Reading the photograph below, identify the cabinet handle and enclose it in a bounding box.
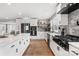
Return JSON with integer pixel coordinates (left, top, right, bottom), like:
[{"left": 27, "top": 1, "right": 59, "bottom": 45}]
[
  {"left": 19, "top": 41, "right": 21, "bottom": 44},
  {"left": 16, "top": 48, "right": 18, "bottom": 53},
  {"left": 10, "top": 45, "right": 15, "bottom": 48},
  {"left": 57, "top": 46, "right": 60, "bottom": 51},
  {"left": 24, "top": 42, "right": 25, "bottom": 45},
  {"left": 71, "top": 50, "right": 78, "bottom": 55}
]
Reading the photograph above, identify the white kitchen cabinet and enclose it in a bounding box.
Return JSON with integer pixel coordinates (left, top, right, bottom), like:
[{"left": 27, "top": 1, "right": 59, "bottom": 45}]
[
  {"left": 0, "top": 33, "right": 30, "bottom": 56},
  {"left": 69, "top": 45, "right": 79, "bottom": 56},
  {"left": 50, "top": 36, "right": 59, "bottom": 55},
  {"left": 16, "top": 18, "right": 38, "bottom": 26},
  {"left": 5, "top": 41, "right": 18, "bottom": 56},
  {"left": 58, "top": 45, "right": 70, "bottom": 56},
  {"left": 18, "top": 34, "right": 30, "bottom": 55}
]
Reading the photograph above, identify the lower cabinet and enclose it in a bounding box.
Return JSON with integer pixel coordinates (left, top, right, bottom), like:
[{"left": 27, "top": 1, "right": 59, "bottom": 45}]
[
  {"left": 50, "top": 39, "right": 60, "bottom": 55},
  {"left": 17, "top": 34, "right": 30, "bottom": 56},
  {"left": 58, "top": 45, "right": 70, "bottom": 56},
  {"left": 5, "top": 41, "right": 18, "bottom": 56},
  {"left": 0, "top": 34, "right": 30, "bottom": 56},
  {"left": 50, "top": 37, "right": 69, "bottom": 56},
  {"left": 69, "top": 45, "right": 79, "bottom": 56}
]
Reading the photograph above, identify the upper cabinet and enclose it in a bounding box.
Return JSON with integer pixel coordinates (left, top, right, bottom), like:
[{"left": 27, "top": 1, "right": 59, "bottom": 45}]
[
  {"left": 37, "top": 20, "right": 49, "bottom": 28},
  {"left": 16, "top": 18, "right": 38, "bottom": 26},
  {"left": 57, "top": 3, "right": 79, "bottom": 14}
]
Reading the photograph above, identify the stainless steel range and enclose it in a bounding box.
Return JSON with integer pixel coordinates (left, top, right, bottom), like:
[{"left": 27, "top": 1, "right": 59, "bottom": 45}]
[{"left": 53, "top": 35, "right": 79, "bottom": 51}]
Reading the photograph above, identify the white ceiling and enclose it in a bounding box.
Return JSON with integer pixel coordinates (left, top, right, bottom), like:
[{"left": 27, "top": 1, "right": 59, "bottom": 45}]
[{"left": 0, "top": 3, "right": 57, "bottom": 21}]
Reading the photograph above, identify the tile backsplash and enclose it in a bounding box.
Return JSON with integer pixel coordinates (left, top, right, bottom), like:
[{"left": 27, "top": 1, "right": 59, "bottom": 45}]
[{"left": 68, "top": 9, "right": 79, "bottom": 36}]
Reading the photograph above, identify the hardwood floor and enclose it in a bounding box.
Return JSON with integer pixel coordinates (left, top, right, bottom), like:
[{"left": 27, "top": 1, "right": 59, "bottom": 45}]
[{"left": 23, "top": 40, "right": 54, "bottom": 56}]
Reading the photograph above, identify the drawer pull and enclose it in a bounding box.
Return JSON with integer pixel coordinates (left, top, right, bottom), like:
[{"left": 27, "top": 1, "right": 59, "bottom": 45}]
[
  {"left": 16, "top": 48, "right": 18, "bottom": 53},
  {"left": 19, "top": 41, "right": 21, "bottom": 44},
  {"left": 57, "top": 46, "right": 60, "bottom": 51},
  {"left": 10, "top": 45, "right": 15, "bottom": 48},
  {"left": 24, "top": 42, "right": 25, "bottom": 45},
  {"left": 71, "top": 50, "right": 78, "bottom": 55}
]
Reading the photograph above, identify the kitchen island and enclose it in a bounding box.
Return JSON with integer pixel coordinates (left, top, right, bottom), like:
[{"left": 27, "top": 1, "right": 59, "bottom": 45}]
[{"left": 0, "top": 33, "right": 30, "bottom": 56}]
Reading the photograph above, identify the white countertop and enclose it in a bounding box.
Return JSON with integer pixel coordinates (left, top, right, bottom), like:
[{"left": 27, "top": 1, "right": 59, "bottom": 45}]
[
  {"left": 69, "top": 42, "right": 79, "bottom": 50},
  {"left": 47, "top": 32, "right": 61, "bottom": 36},
  {"left": 0, "top": 33, "right": 30, "bottom": 47},
  {"left": 0, "top": 35, "right": 19, "bottom": 47}
]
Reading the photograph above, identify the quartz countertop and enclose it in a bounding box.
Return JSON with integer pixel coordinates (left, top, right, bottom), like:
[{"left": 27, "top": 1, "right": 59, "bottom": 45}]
[
  {"left": 69, "top": 42, "right": 79, "bottom": 50},
  {"left": 47, "top": 32, "right": 61, "bottom": 36},
  {"left": 0, "top": 33, "right": 30, "bottom": 47}
]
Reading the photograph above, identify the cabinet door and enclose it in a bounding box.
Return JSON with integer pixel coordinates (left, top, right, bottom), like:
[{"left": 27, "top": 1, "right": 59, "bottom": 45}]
[
  {"left": 69, "top": 45, "right": 79, "bottom": 56},
  {"left": 53, "top": 42, "right": 60, "bottom": 56},
  {"left": 7, "top": 42, "right": 17, "bottom": 56},
  {"left": 50, "top": 38, "right": 59, "bottom": 55},
  {"left": 16, "top": 40, "right": 22, "bottom": 56},
  {"left": 50, "top": 38, "right": 69, "bottom": 56},
  {"left": 59, "top": 46, "right": 70, "bottom": 56}
]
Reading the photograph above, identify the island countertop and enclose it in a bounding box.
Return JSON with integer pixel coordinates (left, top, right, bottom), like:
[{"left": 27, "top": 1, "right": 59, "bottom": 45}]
[
  {"left": 69, "top": 42, "right": 79, "bottom": 50},
  {"left": 0, "top": 33, "right": 30, "bottom": 47}
]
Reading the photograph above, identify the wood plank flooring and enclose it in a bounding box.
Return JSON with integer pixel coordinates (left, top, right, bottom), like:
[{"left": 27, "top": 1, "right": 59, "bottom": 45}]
[{"left": 23, "top": 40, "right": 54, "bottom": 56}]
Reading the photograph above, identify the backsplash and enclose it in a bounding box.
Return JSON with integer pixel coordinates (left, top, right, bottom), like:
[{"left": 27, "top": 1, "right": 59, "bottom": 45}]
[
  {"left": 68, "top": 9, "right": 79, "bottom": 36},
  {"left": 59, "top": 25, "right": 68, "bottom": 35}
]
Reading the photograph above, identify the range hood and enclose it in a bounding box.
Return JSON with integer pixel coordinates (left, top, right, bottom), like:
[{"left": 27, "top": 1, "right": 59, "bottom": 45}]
[{"left": 58, "top": 3, "right": 79, "bottom": 14}]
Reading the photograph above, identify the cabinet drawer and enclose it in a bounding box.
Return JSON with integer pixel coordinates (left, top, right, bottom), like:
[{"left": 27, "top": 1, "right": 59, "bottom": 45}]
[
  {"left": 7, "top": 43, "right": 17, "bottom": 55},
  {"left": 69, "top": 45, "right": 79, "bottom": 56}
]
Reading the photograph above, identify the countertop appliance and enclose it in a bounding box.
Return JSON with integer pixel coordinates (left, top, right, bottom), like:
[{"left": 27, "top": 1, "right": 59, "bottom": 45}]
[{"left": 53, "top": 35, "right": 79, "bottom": 51}]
